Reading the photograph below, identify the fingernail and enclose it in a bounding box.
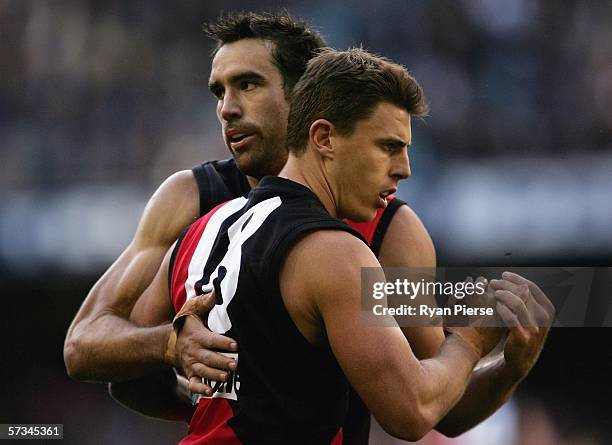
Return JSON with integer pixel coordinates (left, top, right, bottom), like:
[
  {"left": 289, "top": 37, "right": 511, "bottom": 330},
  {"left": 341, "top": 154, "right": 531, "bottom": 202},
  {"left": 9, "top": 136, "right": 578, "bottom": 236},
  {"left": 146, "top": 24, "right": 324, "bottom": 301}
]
[
  {"left": 205, "top": 388, "right": 212, "bottom": 396},
  {"left": 219, "top": 373, "right": 226, "bottom": 381},
  {"left": 230, "top": 341, "right": 238, "bottom": 350},
  {"left": 229, "top": 361, "right": 237, "bottom": 371}
]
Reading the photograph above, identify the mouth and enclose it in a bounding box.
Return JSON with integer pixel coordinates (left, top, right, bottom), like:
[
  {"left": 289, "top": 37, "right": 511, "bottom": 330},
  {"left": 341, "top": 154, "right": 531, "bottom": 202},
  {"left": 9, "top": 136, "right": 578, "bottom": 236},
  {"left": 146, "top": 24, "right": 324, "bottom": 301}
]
[
  {"left": 225, "top": 129, "right": 257, "bottom": 152},
  {"left": 377, "top": 188, "right": 397, "bottom": 207}
]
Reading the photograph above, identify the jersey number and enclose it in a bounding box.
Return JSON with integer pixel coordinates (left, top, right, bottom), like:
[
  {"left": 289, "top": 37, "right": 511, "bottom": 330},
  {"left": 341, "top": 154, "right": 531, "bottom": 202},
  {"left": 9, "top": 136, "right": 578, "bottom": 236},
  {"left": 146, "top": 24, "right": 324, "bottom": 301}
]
[{"left": 184, "top": 196, "right": 282, "bottom": 333}]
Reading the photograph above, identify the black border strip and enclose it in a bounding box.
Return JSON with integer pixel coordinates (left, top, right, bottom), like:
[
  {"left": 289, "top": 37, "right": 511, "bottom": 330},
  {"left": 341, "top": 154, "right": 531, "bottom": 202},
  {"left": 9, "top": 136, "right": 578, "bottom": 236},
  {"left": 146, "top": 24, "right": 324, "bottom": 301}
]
[{"left": 370, "top": 197, "right": 407, "bottom": 257}]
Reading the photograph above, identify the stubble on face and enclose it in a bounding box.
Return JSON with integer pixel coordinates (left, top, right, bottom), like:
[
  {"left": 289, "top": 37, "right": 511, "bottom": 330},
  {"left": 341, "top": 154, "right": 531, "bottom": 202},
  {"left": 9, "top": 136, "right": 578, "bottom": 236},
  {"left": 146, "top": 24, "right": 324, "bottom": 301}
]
[{"left": 210, "top": 39, "right": 290, "bottom": 180}]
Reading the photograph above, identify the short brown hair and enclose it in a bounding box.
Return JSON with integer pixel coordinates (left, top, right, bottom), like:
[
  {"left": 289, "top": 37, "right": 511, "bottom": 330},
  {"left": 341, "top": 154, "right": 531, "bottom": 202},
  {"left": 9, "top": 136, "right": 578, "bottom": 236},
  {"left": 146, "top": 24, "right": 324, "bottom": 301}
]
[
  {"left": 287, "top": 48, "right": 428, "bottom": 154},
  {"left": 203, "top": 11, "right": 327, "bottom": 96}
]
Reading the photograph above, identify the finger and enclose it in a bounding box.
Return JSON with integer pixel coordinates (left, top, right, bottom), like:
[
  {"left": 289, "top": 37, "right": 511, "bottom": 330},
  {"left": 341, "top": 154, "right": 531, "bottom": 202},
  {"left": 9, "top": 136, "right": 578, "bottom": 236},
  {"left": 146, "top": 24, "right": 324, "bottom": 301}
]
[
  {"left": 496, "top": 303, "right": 530, "bottom": 343},
  {"left": 198, "top": 330, "right": 238, "bottom": 352},
  {"left": 501, "top": 271, "right": 534, "bottom": 287},
  {"left": 180, "top": 316, "right": 239, "bottom": 352},
  {"left": 471, "top": 276, "right": 492, "bottom": 303},
  {"left": 189, "top": 376, "right": 212, "bottom": 396},
  {"left": 501, "top": 272, "right": 553, "bottom": 311},
  {"left": 496, "top": 302, "right": 518, "bottom": 327},
  {"left": 195, "top": 291, "right": 217, "bottom": 315},
  {"left": 489, "top": 279, "right": 527, "bottom": 301},
  {"left": 495, "top": 301, "right": 520, "bottom": 328},
  {"left": 189, "top": 362, "right": 230, "bottom": 383},
  {"left": 193, "top": 348, "right": 238, "bottom": 371},
  {"left": 475, "top": 276, "right": 488, "bottom": 285},
  {"left": 471, "top": 276, "right": 489, "bottom": 297},
  {"left": 494, "top": 290, "right": 535, "bottom": 327},
  {"left": 505, "top": 272, "right": 556, "bottom": 320}
]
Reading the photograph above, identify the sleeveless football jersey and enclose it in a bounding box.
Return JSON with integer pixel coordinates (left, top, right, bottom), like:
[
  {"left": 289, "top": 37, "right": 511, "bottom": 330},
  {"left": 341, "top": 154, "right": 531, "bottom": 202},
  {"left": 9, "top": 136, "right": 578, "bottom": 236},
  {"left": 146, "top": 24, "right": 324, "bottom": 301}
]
[
  {"left": 192, "top": 159, "right": 251, "bottom": 216},
  {"left": 189, "top": 159, "right": 406, "bottom": 445},
  {"left": 192, "top": 159, "right": 405, "bottom": 255},
  {"left": 171, "top": 176, "right": 368, "bottom": 444}
]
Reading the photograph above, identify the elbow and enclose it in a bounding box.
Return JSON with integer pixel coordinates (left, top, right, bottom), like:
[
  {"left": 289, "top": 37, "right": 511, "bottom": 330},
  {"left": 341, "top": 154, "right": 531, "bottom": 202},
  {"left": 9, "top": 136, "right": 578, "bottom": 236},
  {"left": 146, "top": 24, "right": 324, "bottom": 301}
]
[
  {"left": 376, "top": 404, "right": 437, "bottom": 442},
  {"left": 63, "top": 336, "right": 87, "bottom": 381},
  {"left": 383, "top": 426, "right": 428, "bottom": 443}
]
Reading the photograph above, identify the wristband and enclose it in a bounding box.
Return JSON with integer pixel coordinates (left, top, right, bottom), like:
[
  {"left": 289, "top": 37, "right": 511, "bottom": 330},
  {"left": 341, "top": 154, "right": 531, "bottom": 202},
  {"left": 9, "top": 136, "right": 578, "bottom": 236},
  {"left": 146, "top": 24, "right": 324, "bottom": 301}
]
[{"left": 164, "top": 289, "right": 214, "bottom": 366}]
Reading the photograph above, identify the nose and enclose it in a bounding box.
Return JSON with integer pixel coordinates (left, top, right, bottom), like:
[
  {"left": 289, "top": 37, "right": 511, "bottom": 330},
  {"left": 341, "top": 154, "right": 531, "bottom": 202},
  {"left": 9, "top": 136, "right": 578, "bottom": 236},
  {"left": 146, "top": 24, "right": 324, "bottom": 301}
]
[
  {"left": 393, "top": 148, "right": 411, "bottom": 180},
  {"left": 219, "top": 89, "right": 242, "bottom": 121}
]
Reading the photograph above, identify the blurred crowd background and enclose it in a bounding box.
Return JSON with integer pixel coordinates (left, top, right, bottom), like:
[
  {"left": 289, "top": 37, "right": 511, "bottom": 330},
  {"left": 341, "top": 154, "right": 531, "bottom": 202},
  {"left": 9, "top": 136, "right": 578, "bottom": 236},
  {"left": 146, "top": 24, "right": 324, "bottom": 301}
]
[{"left": 1, "top": 1, "right": 610, "bottom": 444}]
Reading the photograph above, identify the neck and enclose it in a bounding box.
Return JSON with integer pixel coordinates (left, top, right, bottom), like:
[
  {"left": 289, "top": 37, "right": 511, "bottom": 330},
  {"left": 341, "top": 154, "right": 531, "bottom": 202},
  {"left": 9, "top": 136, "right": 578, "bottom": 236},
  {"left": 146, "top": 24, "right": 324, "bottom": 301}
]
[
  {"left": 246, "top": 175, "right": 259, "bottom": 189},
  {"left": 278, "top": 150, "right": 338, "bottom": 218}
]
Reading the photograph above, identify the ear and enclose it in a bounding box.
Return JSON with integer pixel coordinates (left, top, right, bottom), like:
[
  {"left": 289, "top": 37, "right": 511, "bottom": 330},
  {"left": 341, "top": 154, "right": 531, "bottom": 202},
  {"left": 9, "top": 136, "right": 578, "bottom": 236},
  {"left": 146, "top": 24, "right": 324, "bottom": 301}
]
[{"left": 308, "top": 119, "right": 335, "bottom": 160}]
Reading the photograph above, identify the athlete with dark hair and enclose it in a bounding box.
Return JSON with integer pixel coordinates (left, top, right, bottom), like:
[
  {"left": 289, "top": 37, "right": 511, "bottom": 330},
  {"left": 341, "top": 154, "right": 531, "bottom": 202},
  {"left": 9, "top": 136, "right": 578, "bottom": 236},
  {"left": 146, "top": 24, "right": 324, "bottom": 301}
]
[
  {"left": 64, "top": 12, "right": 553, "bottom": 444},
  {"left": 122, "top": 47, "right": 548, "bottom": 444}
]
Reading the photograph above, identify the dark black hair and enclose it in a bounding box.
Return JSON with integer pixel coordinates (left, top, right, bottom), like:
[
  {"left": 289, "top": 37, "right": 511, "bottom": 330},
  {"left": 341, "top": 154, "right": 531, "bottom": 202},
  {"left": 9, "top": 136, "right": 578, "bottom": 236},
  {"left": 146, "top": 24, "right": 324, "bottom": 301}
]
[{"left": 203, "top": 11, "right": 327, "bottom": 96}]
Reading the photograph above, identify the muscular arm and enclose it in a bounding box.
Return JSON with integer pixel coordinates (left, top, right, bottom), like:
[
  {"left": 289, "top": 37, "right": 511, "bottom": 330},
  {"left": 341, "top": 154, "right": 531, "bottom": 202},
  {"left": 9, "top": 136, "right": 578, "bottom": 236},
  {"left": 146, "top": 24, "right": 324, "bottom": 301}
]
[
  {"left": 108, "top": 235, "right": 235, "bottom": 421},
  {"left": 108, "top": 242, "right": 196, "bottom": 422},
  {"left": 377, "top": 205, "right": 533, "bottom": 437},
  {"left": 281, "top": 230, "right": 500, "bottom": 441},
  {"left": 63, "top": 171, "right": 200, "bottom": 381}
]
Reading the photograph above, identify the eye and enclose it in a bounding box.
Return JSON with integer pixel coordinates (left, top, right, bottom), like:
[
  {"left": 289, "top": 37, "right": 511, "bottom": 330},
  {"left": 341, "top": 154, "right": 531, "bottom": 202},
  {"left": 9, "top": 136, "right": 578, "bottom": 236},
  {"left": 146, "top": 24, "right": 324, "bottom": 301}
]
[
  {"left": 383, "top": 143, "right": 402, "bottom": 153},
  {"left": 240, "top": 81, "right": 256, "bottom": 92},
  {"left": 210, "top": 86, "right": 224, "bottom": 100}
]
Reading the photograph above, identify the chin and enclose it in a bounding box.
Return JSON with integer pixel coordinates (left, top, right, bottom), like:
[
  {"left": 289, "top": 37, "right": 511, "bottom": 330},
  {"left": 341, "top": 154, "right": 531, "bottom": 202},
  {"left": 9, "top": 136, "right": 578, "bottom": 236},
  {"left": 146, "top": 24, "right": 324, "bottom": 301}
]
[
  {"left": 346, "top": 207, "right": 378, "bottom": 223},
  {"left": 233, "top": 154, "right": 263, "bottom": 178},
  {"left": 235, "top": 151, "right": 285, "bottom": 180}
]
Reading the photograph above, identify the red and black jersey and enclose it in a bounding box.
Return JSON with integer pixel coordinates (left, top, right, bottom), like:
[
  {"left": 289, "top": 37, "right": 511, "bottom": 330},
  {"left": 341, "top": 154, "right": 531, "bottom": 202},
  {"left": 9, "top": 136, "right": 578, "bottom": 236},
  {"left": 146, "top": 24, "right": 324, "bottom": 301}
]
[
  {"left": 171, "top": 176, "right": 365, "bottom": 444},
  {"left": 187, "top": 159, "right": 407, "bottom": 445},
  {"left": 191, "top": 159, "right": 405, "bottom": 258}
]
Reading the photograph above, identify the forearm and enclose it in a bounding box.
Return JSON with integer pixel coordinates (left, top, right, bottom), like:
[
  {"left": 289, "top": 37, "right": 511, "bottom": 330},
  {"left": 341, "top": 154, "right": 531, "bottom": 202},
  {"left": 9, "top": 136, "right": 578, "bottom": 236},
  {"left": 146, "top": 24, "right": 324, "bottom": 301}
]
[
  {"left": 109, "top": 367, "right": 194, "bottom": 422},
  {"left": 415, "top": 334, "right": 483, "bottom": 423},
  {"left": 381, "top": 334, "right": 482, "bottom": 440},
  {"left": 64, "top": 313, "right": 172, "bottom": 382},
  {"left": 435, "top": 355, "right": 522, "bottom": 437}
]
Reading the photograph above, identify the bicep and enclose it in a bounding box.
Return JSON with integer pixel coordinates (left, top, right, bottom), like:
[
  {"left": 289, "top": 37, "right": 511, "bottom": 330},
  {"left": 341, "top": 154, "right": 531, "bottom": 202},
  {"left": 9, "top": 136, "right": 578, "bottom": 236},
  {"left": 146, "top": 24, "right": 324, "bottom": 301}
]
[
  {"left": 90, "top": 168, "right": 198, "bottom": 324},
  {"left": 130, "top": 244, "right": 175, "bottom": 326},
  {"left": 292, "top": 233, "right": 423, "bottom": 421},
  {"left": 73, "top": 170, "right": 198, "bottom": 320},
  {"left": 132, "top": 170, "right": 199, "bottom": 249}
]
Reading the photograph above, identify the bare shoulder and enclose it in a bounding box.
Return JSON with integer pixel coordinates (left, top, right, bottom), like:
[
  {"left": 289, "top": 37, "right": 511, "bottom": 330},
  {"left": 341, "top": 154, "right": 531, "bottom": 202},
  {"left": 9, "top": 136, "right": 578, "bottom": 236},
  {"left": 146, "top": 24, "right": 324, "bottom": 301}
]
[
  {"left": 133, "top": 170, "right": 200, "bottom": 249},
  {"left": 288, "top": 229, "right": 378, "bottom": 273},
  {"left": 279, "top": 228, "right": 382, "bottom": 344},
  {"left": 378, "top": 203, "right": 436, "bottom": 267},
  {"left": 283, "top": 229, "right": 380, "bottom": 307}
]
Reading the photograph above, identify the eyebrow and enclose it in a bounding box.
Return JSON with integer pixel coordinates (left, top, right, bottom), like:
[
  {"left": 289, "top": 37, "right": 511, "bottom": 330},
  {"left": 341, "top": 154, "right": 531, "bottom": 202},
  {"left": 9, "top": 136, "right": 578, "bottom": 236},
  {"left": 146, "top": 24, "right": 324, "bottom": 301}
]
[
  {"left": 376, "top": 137, "right": 411, "bottom": 148},
  {"left": 208, "top": 70, "right": 267, "bottom": 92}
]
